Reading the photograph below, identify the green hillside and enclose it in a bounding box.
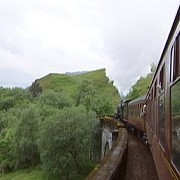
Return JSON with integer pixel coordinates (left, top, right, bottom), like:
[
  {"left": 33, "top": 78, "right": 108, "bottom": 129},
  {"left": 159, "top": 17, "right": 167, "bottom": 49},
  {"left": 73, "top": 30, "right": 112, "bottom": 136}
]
[
  {"left": 126, "top": 63, "right": 157, "bottom": 100},
  {"left": 36, "top": 68, "right": 120, "bottom": 107},
  {"left": 36, "top": 73, "right": 78, "bottom": 97},
  {"left": 127, "top": 72, "right": 154, "bottom": 100}
]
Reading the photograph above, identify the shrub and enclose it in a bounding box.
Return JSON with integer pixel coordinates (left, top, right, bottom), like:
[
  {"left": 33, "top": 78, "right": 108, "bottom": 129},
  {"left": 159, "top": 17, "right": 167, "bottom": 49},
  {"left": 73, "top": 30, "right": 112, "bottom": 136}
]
[
  {"left": 38, "top": 105, "right": 98, "bottom": 178},
  {"left": 12, "top": 106, "right": 40, "bottom": 169}
]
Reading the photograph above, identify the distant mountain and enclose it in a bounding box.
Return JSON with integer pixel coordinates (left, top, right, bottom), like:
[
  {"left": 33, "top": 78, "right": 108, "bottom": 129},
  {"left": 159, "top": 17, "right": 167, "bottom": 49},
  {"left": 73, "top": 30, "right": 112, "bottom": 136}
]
[{"left": 65, "top": 71, "right": 88, "bottom": 76}]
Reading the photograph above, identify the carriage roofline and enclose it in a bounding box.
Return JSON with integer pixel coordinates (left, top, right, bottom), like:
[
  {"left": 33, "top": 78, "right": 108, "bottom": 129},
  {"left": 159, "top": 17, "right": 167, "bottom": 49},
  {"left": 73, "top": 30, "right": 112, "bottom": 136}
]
[
  {"left": 128, "top": 95, "right": 146, "bottom": 105},
  {"left": 121, "top": 95, "right": 146, "bottom": 106}
]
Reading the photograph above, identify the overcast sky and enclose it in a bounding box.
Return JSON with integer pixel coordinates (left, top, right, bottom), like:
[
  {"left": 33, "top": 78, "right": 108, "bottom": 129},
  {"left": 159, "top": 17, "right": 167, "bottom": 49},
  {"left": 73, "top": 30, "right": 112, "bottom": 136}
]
[{"left": 0, "top": 0, "right": 179, "bottom": 93}]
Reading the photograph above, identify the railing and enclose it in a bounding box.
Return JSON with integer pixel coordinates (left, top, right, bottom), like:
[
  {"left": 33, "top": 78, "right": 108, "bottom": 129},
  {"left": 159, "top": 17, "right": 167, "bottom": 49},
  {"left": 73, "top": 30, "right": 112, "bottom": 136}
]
[{"left": 87, "top": 117, "right": 128, "bottom": 180}]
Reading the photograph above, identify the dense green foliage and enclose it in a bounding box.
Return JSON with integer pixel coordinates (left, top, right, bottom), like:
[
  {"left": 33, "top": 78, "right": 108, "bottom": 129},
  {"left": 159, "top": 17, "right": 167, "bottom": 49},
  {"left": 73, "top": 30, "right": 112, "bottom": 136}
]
[
  {"left": 37, "top": 69, "right": 120, "bottom": 114},
  {"left": 127, "top": 73, "right": 153, "bottom": 100},
  {"left": 39, "top": 106, "right": 98, "bottom": 178},
  {"left": 0, "top": 69, "right": 119, "bottom": 179},
  {"left": 12, "top": 106, "right": 40, "bottom": 169},
  {"left": 126, "top": 64, "right": 156, "bottom": 100}
]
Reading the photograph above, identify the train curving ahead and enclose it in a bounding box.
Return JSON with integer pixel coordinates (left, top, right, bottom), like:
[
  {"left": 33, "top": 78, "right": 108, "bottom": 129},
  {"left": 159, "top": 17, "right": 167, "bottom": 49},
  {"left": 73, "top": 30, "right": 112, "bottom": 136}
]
[{"left": 118, "top": 6, "right": 180, "bottom": 180}]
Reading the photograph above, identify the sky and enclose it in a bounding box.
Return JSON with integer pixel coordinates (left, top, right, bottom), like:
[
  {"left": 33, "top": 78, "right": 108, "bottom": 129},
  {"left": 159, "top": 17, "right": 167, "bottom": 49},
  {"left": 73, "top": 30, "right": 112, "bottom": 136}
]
[{"left": 0, "top": 0, "right": 179, "bottom": 93}]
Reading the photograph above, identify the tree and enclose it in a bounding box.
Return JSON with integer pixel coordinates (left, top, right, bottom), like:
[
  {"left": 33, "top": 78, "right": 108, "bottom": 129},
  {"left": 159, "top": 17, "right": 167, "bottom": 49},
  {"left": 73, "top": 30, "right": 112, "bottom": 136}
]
[
  {"left": 38, "top": 105, "right": 98, "bottom": 178},
  {"left": 127, "top": 74, "right": 153, "bottom": 100},
  {"left": 0, "top": 128, "right": 14, "bottom": 173},
  {"left": 38, "top": 90, "right": 72, "bottom": 109},
  {"left": 0, "top": 97, "right": 15, "bottom": 111},
  {"left": 12, "top": 106, "right": 40, "bottom": 169},
  {"left": 75, "top": 80, "right": 95, "bottom": 109},
  {"left": 29, "top": 80, "right": 42, "bottom": 98},
  {"left": 11, "top": 88, "right": 31, "bottom": 106},
  {"left": 91, "top": 94, "right": 115, "bottom": 116},
  {"left": 0, "top": 109, "right": 19, "bottom": 173},
  {"left": 126, "top": 63, "right": 156, "bottom": 100}
]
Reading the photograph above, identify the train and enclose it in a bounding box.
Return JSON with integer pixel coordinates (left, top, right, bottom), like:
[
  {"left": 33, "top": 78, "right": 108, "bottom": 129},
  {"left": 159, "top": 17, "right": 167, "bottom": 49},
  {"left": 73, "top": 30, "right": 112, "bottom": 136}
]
[
  {"left": 118, "top": 96, "right": 147, "bottom": 137},
  {"left": 117, "top": 6, "right": 180, "bottom": 180}
]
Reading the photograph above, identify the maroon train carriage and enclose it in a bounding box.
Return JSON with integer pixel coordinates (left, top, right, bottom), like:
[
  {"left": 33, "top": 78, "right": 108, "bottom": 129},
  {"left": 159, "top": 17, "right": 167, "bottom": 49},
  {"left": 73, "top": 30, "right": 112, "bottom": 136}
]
[
  {"left": 117, "top": 96, "right": 146, "bottom": 139},
  {"left": 145, "top": 6, "right": 180, "bottom": 180},
  {"left": 128, "top": 96, "right": 146, "bottom": 136}
]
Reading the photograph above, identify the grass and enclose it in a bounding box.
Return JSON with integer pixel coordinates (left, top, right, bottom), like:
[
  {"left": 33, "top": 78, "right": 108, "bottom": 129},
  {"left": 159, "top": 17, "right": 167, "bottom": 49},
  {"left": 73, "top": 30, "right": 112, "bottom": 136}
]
[
  {"left": 0, "top": 166, "right": 95, "bottom": 180},
  {"left": 0, "top": 168, "right": 63, "bottom": 180},
  {"left": 0, "top": 169, "right": 44, "bottom": 180}
]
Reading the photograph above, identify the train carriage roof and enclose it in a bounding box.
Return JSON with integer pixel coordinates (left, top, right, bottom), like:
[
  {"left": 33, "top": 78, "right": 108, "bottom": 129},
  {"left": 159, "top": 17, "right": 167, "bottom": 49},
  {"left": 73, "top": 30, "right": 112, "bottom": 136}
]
[{"left": 128, "top": 95, "right": 146, "bottom": 105}]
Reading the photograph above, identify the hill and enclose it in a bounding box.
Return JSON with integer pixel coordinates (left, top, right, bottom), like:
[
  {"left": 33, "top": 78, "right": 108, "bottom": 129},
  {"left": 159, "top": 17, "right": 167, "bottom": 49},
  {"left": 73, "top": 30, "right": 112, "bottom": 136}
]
[
  {"left": 127, "top": 72, "right": 154, "bottom": 100},
  {"left": 36, "top": 68, "right": 120, "bottom": 106}
]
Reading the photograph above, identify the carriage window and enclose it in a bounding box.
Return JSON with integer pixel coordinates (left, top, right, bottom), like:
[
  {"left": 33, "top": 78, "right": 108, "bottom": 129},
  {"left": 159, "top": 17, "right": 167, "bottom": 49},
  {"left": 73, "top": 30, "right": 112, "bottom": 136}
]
[
  {"left": 160, "top": 65, "right": 165, "bottom": 90},
  {"left": 154, "top": 80, "right": 157, "bottom": 99},
  {"left": 151, "top": 89, "right": 153, "bottom": 100},
  {"left": 171, "top": 80, "right": 180, "bottom": 172},
  {"left": 147, "top": 93, "right": 151, "bottom": 123},
  {"left": 171, "top": 34, "right": 180, "bottom": 81},
  {"left": 159, "top": 94, "right": 165, "bottom": 148}
]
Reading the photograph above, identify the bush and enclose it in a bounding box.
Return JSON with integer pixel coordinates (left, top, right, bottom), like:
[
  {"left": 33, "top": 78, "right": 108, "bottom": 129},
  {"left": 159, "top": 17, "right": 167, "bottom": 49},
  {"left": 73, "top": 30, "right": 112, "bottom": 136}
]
[
  {"left": 91, "top": 94, "right": 115, "bottom": 116},
  {"left": 38, "top": 90, "right": 73, "bottom": 109},
  {"left": 38, "top": 105, "right": 98, "bottom": 178},
  {"left": 12, "top": 106, "right": 40, "bottom": 169}
]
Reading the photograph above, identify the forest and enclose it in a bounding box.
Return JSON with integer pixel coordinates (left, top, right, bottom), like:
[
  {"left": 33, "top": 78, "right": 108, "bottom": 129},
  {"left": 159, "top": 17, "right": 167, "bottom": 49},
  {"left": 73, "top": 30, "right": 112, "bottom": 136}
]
[{"left": 0, "top": 69, "right": 120, "bottom": 179}]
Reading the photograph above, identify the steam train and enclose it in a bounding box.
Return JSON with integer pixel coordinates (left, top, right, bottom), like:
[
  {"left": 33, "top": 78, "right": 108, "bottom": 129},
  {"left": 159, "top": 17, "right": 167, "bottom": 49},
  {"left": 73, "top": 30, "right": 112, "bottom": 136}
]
[{"left": 117, "top": 7, "right": 180, "bottom": 180}]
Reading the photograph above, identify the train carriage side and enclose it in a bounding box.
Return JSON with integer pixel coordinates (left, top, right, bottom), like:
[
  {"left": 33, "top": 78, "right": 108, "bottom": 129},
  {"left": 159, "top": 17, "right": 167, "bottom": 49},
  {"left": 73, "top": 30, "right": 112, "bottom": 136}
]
[
  {"left": 145, "top": 7, "right": 180, "bottom": 180},
  {"left": 128, "top": 96, "right": 146, "bottom": 135}
]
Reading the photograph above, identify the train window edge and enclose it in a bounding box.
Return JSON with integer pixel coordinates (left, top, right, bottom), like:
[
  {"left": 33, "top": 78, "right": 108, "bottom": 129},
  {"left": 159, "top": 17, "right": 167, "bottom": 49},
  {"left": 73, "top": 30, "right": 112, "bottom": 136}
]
[
  {"left": 170, "top": 79, "right": 180, "bottom": 173},
  {"left": 158, "top": 93, "right": 166, "bottom": 150},
  {"left": 172, "top": 33, "right": 180, "bottom": 82}
]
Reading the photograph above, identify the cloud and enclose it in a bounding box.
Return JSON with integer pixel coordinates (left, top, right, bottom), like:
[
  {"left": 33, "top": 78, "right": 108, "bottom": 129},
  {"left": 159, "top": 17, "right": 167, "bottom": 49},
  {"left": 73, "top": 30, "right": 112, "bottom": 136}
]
[{"left": 0, "top": 0, "right": 179, "bottom": 93}]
